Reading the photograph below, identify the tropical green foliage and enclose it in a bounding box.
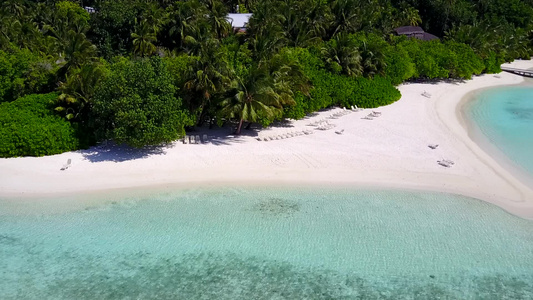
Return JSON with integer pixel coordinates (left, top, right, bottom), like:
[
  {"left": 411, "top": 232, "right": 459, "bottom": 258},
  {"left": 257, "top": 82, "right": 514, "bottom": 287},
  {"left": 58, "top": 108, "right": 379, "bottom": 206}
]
[
  {"left": 0, "top": 93, "right": 79, "bottom": 157},
  {"left": 56, "top": 61, "right": 109, "bottom": 122},
  {"left": 282, "top": 47, "right": 400, "bottom": 119},
  {"left": 91, "top": 57, "right": 192, "bottom": 147},
  {"left": 1, "top": 0, "right": 533, "bottom": 154},
  {"left": 0, "top": 48, "right": 56, "bottom": 102}
]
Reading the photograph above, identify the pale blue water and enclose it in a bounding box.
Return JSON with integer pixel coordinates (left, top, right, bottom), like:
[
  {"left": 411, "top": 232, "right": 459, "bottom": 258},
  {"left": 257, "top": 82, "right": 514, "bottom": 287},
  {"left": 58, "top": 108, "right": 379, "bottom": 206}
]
[
  {"left": 1, "top": 186, "right": 533, "bottom": 299},
  {"left": 467, "top": 86, "right": 533, "bottom": 180}
]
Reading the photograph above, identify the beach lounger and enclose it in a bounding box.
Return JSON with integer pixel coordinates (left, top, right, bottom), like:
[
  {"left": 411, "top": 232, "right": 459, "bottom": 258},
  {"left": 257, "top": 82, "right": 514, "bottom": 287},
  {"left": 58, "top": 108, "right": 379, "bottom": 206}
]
[
  {"left": 203, "top": 134, "right": 208, "bottom": 143},
  {"left": 195, "top": 135, "right": 200, "bottom": 144},
  {"left": 442, "top": 159, "right": 455, "bottom": 165},
  {"left": 362, "top": 116, "right": 373, "bottom": 120},
  {"left": 422, "top": 91, "right": 432, "bottom": 98},
  {"left": 60, "top": 159, "right": 71, "bottom": 171},
  {"left": 183, "top": 135, "right": 188, "bottom": 144},
  {"left": 428, "top": 144, "right": 439, "bottom": 149},
  {"left": 189, "top": 135, "right": 195, "bottom": 144},
  {"left": 437, "top": 161, "right": 450, "bottom": 168},
  {"left": 351, "top": 105, "right": 363, "bottom": 112},
  {"left": 437, "top": 160, "right": 454, "bottom": 167},
  {"left": 335, "top": 129, "right": 344, "bottom": 135}
]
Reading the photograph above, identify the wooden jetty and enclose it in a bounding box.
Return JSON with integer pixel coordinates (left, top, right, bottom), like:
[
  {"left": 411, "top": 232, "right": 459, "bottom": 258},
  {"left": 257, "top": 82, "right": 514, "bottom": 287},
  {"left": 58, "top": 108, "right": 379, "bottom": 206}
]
[{"left": 500, "top": 67, "right": 533, "bottom": 78}]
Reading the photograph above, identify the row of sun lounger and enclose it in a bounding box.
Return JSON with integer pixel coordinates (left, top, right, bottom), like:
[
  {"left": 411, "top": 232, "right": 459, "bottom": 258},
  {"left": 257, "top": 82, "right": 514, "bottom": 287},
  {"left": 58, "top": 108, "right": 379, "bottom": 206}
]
[
  {"left": 306, "top": 106, "right": 362, "bottom": 126},
  {"left": 328, "top": 108, "right": 352, "bottom": 119},
  {"left": 362, "top": 111, "right": 382, "bottom": 120},
  {"left": 183, "top": 134, "right": 208, "bottom": 144},
  {"left": 257, "top": 130, "right": 314, "bottom": 141},
  {"left": 316, "top": 122, "right": 336, "bottom": 130}
]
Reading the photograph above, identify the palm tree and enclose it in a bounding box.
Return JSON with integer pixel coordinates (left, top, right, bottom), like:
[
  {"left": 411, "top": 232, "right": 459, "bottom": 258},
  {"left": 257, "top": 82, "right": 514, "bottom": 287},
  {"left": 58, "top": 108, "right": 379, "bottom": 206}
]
[
  {"left": 401, "top": 5, "right": 422, "bottom": 26},
  {"left": 184, "top": 39, "right": 232, "bottom": 124},
  {"left": 60, "top": 30, "right": 97, "bottom": 76},
  {"left": 329, "top": 0, "right": 362, "bottom": 37},
  {"left": 322, "top": 33, "right": 363, "bottom": 77},
  {"left": 166, "top": 0, "right": 212, "bottom": 54},
  {"left": 220, "top": 65, "right": 283, "bottom": 134},
  {"left": 132, "top": 19, "right": 158, "bottom": 57},
  {"left": 246, "top": 2, "right": 287, "bottom": 60},
  {"left": 56, "top": 62, "right": 107, "bottom": 121},
  {"left": 359, "top": 40, "right": 387, "bottom": 77},
  {"left": 220, "top": 51, "right": 310, "bottom": 134},
  {"left": 1, "top": 0, "right": 26, "bottom": 20},
  {"left": 201, "top": 0, "right": 232, "bottom": 39},
  {"left": 267, "top": 51, "right": 310, "bottom": 103}
]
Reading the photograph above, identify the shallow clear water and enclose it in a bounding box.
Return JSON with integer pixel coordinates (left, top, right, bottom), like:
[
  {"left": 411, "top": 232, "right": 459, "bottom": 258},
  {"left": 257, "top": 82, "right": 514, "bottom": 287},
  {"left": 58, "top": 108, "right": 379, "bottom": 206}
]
[
  {"left": 1, "top": 186, "right": 533, "bottom": 299},
  {"left": 467, "top": 86, "right": 533, "bottom": 180}
]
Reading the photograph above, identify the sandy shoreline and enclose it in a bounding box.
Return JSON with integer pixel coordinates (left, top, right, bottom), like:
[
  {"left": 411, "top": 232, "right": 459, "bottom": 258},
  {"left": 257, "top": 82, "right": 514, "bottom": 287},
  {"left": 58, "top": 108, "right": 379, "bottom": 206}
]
[
  {"left": 459, "top": 83, "right": 533, "bottom": 190},
  {"left": 1, "top": 60, "right": 533, "bottom": 218}
]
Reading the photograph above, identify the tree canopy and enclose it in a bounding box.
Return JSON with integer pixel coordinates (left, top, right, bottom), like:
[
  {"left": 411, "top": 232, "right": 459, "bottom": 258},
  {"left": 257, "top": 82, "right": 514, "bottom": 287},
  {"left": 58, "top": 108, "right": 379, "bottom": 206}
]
[{"left": 1, "top": 0, "right": 532, "bottom": 155}]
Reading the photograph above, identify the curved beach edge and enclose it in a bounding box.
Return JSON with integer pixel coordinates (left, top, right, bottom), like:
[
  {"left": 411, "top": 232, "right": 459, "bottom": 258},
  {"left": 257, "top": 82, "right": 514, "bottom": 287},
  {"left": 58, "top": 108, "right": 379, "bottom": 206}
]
[{"left": 1, "top": 60, "right": 533, "bottom": 219}]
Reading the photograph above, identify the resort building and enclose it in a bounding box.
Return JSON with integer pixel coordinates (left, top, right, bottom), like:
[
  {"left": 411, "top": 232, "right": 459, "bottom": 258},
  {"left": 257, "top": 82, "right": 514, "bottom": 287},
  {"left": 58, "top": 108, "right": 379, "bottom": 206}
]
[{"left": 394, "top": 26, "right": 439, "bottom": 41}]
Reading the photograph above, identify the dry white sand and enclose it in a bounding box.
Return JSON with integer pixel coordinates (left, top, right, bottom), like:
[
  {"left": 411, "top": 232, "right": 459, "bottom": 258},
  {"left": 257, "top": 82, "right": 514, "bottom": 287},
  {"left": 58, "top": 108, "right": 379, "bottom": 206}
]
[{"left": 1, "top": 60, "right": 533, "bottom": 218}]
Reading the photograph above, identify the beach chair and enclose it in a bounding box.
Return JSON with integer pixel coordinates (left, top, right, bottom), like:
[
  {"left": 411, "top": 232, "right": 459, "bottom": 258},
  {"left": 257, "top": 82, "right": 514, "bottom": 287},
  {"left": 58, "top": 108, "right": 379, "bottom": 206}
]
[
  {"left": 362, "top": 116, "right": 373, "bottom": 120},
  {"left": 203, "top": 134, "right": 208, "bottom": 143},
  {"left": 189, "top": 135, "right": 195, "bottom": 144},
  {"left": 442, "top": 159, "right": 455, "bottom": 165},
  {"left": 428, "top": 144, "right": 439, "bottom": 149},
  {"left": 351, "top": 105, "right": 363, "bottom": 112},
  {"left": 60, "top": 159, "right": 71, "bottom": 171},
  {"left": 195, "top": 135, "right": 201, "bottom": 144},
  {"left": 437, "top": 160, "right": 451, "bottom": 168},
  {"left": 422, "top": 91, "right": 432, "bottom": 98},
  {"left": 183, "top": 135, "right": 188, "bottom": 144},
  {"left": 335, "top": 129, "right": 344, "bottom": 135}
]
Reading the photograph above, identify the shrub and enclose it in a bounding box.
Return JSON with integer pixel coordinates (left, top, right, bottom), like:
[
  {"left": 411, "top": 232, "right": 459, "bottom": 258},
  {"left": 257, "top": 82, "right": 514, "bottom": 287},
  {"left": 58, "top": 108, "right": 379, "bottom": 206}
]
[
  {"left": 0, "top": 49, "right": 56, "bottom": 102},
  {"left": 284, "top": 47, "right": 401, "bottom": 119},
  {"left": 0, "top": 93, "right": 79, "bottom": 157},
  {"left": 91, "top": 57, "right": 192, "bottom": 147}
]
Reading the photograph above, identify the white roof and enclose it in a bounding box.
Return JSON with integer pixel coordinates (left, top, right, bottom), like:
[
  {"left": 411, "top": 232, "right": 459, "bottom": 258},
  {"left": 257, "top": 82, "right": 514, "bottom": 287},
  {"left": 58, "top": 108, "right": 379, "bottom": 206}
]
[{"left": 226, "top": 13, "right": 252, "bottom": 28}]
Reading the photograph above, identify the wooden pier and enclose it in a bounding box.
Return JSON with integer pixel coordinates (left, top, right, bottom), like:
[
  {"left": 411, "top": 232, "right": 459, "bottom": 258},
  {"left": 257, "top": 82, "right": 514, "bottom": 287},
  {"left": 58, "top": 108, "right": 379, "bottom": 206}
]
[{"left": 500, "top": 67, "right": 533, "bottom": 78}]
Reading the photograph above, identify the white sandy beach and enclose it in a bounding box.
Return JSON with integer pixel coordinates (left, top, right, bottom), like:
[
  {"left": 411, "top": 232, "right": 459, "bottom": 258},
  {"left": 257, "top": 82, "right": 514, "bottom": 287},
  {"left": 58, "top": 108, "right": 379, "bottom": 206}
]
[{"left": 1, "top": 60, "right": 533, "bottom": 218}]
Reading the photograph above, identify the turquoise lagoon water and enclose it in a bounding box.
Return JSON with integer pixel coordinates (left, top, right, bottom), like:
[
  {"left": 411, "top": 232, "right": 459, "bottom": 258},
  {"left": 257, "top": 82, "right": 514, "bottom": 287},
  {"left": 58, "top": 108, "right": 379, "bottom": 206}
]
[
  {"left": 467, "top": 86, "right": 533, "bottom": 182},
  {"left": 1, "top": 186, "right": 533, "bottom": 299}
]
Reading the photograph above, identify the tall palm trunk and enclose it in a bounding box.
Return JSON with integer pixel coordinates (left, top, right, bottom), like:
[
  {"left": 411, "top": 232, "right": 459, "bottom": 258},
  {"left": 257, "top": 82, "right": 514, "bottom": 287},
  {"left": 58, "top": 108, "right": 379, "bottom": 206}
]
[{"left": 236, "top": 118, "right": 244, "bottom": 135}]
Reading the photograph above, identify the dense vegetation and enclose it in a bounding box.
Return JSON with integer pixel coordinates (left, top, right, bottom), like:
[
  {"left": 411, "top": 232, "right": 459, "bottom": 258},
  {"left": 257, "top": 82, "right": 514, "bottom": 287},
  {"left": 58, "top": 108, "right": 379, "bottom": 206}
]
[
  {"left": 0, "top": 93, "right": 79, "bottom": 157},
  {"left": 1, "top": 0, "right": 532, "bottom": 155}
]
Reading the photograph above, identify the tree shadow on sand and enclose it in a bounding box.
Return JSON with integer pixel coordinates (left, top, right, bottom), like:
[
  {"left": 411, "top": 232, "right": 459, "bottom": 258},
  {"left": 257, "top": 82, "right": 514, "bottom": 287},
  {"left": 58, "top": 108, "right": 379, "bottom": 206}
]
[{"left": 79, "top": 142, "right": 167, "bottom": 163}]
